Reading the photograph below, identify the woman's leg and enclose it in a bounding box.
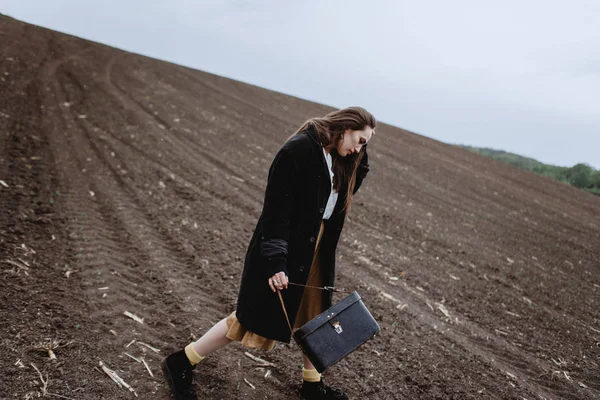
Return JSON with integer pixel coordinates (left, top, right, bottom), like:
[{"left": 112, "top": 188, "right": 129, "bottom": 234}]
[
  {"left": 162, "top": 316, "right": 233, "bottom": 395},
  {"left": 189, "top": 317, "right": 232, "bottom": 358},
  {"left": 300, "top": 353, "right": 348, "bottom": 399},
  {"left": 302, "top": 354, "right": 322, "bottom": 382},
  {"left": 303, "top": 354, "right": 317, "bottom": 370}
]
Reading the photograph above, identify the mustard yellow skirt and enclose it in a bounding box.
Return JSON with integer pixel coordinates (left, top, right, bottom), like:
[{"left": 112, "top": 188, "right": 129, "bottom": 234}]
[{"left": 225, "top": 222, "right": 327, "bottom": 350}]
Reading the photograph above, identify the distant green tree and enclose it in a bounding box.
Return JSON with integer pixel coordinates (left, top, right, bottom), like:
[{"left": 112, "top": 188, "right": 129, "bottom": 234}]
[
  {"left": 532, "top": 164, "right": 567, "bottom": 182},
  {"left": 565, "top": 163, "right": 593, "bottom": 188},
  {"left": 590, "top": 170, "right": 600, "bottom": 188},
  {"left": 457, "top": 144, "right": 599, "bottom": 196}
]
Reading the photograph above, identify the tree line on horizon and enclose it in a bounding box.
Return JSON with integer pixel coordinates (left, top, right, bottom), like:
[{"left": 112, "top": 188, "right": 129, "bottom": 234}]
[{"left": 459, "top": 146, "right": 600, "bottom": 197}]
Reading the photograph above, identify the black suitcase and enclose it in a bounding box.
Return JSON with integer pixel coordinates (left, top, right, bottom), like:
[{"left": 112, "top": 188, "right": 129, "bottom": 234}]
[{"left": 280, "top": 290, "right": 380, "bottom": 373}]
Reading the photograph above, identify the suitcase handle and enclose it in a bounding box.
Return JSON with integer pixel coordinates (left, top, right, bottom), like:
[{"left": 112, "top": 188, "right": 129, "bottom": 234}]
[
  {"left": 277, "top": 291, "right": 294, "bottom": 334},
  {"left": 288, "top": 282, "right": 350, "bottom": 293},
  {"left": 277, "top": 283, "right": 350, "bottom": 334}
]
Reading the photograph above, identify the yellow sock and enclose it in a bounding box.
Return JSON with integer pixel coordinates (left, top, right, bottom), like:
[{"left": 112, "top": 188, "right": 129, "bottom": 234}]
[
  {"left": 302, "top": 367, "right": 321, "bottom": 382},
  {"left": 184, "top": 343, "right": 205, "bottom": 366}
]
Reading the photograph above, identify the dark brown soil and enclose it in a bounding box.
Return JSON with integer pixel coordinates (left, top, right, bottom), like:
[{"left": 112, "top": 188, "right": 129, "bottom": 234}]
[{"left": 1, "top": 15, "right": 599, "bottom": 400}]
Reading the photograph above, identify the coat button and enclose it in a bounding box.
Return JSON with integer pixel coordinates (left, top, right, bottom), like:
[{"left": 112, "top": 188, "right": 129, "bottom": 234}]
[
  {"left": 309, "top": 237, "right": 316, "bottom": 243},
  {"left": 319, "top": 208, "right": 324, "bottom": 213},
  {"left": 299, "top": 265, "right": 305, "bottom": 272}
]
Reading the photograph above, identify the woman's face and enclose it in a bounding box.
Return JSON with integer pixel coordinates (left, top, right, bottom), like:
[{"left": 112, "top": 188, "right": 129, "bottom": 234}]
[{"left": 337, "top": 126, "right": 374, "bottom": 157}]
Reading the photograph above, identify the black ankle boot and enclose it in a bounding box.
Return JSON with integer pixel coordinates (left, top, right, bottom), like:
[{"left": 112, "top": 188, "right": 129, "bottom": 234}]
[
  {"left": 161, "top": 349, "right": 197, "bottom": 400},
  {"left": 301, "top": 379, "right": 349, "bottom": 400}
]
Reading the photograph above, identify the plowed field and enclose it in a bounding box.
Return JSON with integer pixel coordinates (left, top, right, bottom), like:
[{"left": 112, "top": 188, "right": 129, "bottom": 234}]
[{"left": 1, "top": 15, "right": 599, "bottom": 400}]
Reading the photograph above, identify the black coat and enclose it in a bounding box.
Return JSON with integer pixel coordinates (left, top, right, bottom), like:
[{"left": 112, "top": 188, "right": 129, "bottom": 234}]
[{"left": 235, "top": 125, "right": 370, "bottom": 343}]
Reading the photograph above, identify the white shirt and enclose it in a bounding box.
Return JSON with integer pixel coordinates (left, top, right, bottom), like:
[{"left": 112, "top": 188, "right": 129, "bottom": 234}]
[{"left": 322, "top": 147, "right": 339, "bottom": 220}]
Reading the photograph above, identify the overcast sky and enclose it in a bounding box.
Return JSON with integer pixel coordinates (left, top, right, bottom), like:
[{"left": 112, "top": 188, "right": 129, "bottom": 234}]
[{"left": 3, "top": 1, "right": 599, "bottom": 168}]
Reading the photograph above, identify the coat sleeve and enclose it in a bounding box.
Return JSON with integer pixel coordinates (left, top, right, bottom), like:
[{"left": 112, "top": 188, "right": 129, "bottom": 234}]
[
  {"left": 353, "top": 145, "right": 370, "bottom": 195},
  {"left": 260, "top": 147, "right": 297, "bottom": 278}
]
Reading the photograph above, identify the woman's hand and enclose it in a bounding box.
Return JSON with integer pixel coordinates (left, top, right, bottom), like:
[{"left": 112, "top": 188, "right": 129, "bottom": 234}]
[{"left": 268, "top": 271, "right": 288, "bottom": 292}]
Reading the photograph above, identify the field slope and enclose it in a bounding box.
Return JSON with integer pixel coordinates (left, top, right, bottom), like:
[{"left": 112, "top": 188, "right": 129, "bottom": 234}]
[{"left": 1, "top": 15, "right": 599, "bottom": 400}]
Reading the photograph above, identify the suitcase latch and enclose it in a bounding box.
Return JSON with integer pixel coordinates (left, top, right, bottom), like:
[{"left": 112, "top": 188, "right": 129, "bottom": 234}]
[{"left": 331, "top": 320, "right": 343, "bottom": 334}]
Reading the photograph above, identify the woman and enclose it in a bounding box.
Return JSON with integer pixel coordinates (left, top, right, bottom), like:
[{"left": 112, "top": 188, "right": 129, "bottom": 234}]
[{"left": 162, "top": 106, "right": 376, "bottom": 400}]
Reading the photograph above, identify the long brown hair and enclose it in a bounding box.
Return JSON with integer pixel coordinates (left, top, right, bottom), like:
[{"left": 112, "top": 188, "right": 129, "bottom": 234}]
[{"left": 291, "top": 106, "right": 376, "bottom": 213}]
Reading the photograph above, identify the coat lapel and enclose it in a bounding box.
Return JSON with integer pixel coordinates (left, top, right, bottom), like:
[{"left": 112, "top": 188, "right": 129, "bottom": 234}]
[{"left": 305, "top": 126, "right": 332, "bottom": 205}]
